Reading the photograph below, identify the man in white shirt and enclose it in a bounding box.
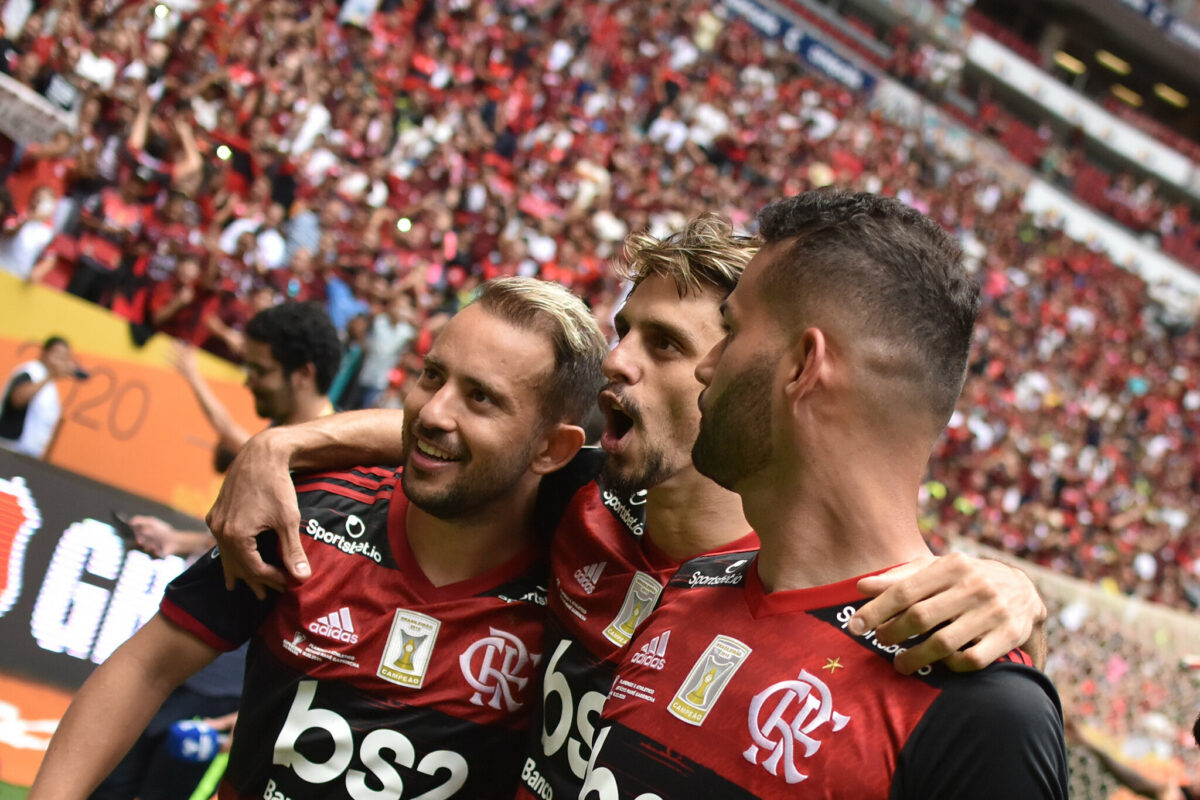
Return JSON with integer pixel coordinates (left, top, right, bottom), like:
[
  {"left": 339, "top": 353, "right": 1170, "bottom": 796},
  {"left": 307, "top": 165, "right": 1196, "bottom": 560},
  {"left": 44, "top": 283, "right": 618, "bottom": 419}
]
[
  {"left": 0, "top": 336, "right": 81, "bottom": 458},
  {"left": 0, "top": 185, "right": 57, "bottom": 280},
  {"left": 357, "top": 292, "right": 416, "bottom": 408}
]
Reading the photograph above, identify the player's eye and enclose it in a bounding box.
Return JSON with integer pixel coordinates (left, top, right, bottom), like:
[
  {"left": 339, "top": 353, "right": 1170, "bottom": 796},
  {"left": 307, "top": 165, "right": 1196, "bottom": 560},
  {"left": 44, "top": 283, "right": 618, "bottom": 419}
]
[{"left": 652, "top": 334, "right": 680, "bottom": 354}]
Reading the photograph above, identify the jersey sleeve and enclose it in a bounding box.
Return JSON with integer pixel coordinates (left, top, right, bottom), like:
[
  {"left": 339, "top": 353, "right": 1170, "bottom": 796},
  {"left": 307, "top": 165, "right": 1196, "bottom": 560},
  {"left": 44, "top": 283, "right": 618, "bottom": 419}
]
[
  {"left": 890, "top": 664, "right": 1068, "bottom": 800},
  {"left": 159, "top": 532, "right": 281, "bottom": 651}
]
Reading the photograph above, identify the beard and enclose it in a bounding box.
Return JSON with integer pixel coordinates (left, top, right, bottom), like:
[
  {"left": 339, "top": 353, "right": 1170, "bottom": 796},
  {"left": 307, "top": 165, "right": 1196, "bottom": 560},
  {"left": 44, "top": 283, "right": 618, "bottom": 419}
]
[
  {"left": 254, "top": 384, "right": 294, "bottom": 424},
  {"left": 600, "top": 445, "right": 674, "bottom": 499},
  {"left": 692, "top": 359, "right": 775, "bottom": 491},
  {"left": 599, "top": 385, "right": 693, "bottom": 497},
  {"left": 400, "top": 425, "right": 534, "bottom": 521}
]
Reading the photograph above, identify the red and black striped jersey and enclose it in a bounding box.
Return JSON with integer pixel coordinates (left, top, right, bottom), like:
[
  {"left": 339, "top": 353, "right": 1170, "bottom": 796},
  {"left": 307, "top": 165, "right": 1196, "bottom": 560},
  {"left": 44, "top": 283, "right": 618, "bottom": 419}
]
[
  {"left": 583, "top": 554, "right": 1068, "bottom": 800},
  {"left": 161, "top": 466, "right": 549, "bottom": 800},
  {"left": 517, "top": 456, "right": 758, "bottom": 800}
]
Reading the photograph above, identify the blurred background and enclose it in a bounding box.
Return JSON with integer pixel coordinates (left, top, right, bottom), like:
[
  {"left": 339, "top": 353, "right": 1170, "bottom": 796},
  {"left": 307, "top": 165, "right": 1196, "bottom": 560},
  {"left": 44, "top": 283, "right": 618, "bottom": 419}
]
[{"left": 1, "top": 0, "right": 1200, "bottom": 796}]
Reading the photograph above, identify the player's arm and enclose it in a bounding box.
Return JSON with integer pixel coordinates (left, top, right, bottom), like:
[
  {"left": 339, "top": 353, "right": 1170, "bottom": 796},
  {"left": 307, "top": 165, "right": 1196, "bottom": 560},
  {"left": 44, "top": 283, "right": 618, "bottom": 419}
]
[
  {"left": 206, "top": 409, "right": 405, "bottom": 595},
  {"left": 5, "top": 373, "right": 44, "bottom": 408},
  {"left": 848, "top": 553, "right": 1047, "bottom": 674},
  {"left": 28, "top": 614, "right": 220, "bottom": 800}
]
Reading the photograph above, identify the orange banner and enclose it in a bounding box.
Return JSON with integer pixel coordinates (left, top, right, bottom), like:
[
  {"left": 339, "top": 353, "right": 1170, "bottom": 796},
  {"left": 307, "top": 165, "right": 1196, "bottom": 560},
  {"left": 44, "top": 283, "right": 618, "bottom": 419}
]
[
  {"left": 0, "top": 673, "right": 72, "bottom": 787},
  {"left": 0, "top": 275, "right": 263, "bottom": 515}
]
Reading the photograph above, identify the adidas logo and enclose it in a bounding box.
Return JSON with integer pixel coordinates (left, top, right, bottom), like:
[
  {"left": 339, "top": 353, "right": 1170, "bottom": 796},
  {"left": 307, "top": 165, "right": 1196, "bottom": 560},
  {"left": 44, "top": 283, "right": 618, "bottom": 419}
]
[
  {"left": 631, "top": 630, "right": 670, "bottom": 670},
  {"left": 308, "top": 607, "right": 359, "bottom": 644},
  {"left": 573, "top": 562, "right": 606, "bottom": 595}
]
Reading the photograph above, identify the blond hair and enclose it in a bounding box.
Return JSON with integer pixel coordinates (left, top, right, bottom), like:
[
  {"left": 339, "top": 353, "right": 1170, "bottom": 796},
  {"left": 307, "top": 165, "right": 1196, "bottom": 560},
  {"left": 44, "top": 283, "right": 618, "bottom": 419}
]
[
  {"left": 615, "top": 213, "right": 758, "bottom": 296},
  {"left": 474, "top": 277, "right": 607, "bottom": 426}
]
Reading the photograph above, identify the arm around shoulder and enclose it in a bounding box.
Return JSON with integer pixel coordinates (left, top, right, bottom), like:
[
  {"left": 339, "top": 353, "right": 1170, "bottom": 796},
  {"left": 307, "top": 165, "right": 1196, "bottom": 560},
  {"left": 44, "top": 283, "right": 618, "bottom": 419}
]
[
  {"left": 206, "top": 409, "right": 405, "bottom": 593},
  {"left": 890, "top": 665, "right": 1068, "bottom": 800},
  {"left": 28, "top": 614, "right": 220, "bottom": 800}
]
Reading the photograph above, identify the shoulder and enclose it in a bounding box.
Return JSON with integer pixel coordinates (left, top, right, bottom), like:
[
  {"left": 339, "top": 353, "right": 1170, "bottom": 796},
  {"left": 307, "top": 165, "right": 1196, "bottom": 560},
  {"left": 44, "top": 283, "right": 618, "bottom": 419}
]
[
  {"left": 293, "top": 465, "right": 401, "bottom": 505},
  {"left": 535, "top": 447, "right": 610, "bottom": 537},
  {"left": 893, "top": 663, "right": 1067, "bottom": 799},
  {"left": 293, "top": 466, "right": 402, "bottom": 567},
  {"left": 16, "top": 360, "right": 45, "bottom": 382},
  {"left": 543, "top": 447, "right": 606, "bottom": 499},
  {"left": 930, "top": 662, "right": 1062, "bottom": 722}
]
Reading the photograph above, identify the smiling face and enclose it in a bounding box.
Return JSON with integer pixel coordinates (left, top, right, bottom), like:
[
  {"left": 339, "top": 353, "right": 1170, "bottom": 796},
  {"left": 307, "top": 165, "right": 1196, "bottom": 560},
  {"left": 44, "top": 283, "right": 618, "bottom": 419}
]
[
  {"left": 400, "top": 303, "right": 556, "bottom": 521},
  {"left": 599, "top": 274, "right": 728, "bottom": 495}
]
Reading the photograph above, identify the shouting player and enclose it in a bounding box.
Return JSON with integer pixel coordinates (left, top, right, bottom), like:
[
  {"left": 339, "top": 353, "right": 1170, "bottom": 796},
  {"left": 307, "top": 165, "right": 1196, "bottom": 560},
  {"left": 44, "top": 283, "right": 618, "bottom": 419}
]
[
  {"left": 205, "top": 214, "right": 1047, "bottom": 799},
  {"left": 582, "top": 191, "right": 1068, "bottom": 798},
  {"left": 30, "top": 278, "right": 606, "bottom": 800}
]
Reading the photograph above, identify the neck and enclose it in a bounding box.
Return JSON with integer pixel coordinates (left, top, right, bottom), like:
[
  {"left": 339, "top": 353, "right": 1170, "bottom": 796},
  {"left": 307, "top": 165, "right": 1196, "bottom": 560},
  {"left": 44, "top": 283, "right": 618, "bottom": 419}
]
[
  {"left": 644, "top": 465, "right": 751, "bottom": 562},
  {"left": 404, "top": 475, "right": 540, "bottom": 587},
  {"left": 287, "top": 395, "right": 335, "bottom": 425},
  {"left": 743, "top": 436, "right": 931, "bottom": 593}
]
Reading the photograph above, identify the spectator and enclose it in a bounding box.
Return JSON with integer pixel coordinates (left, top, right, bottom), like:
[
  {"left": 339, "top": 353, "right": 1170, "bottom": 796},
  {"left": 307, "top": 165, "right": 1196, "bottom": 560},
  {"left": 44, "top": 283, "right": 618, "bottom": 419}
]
[
  {"left": 0, "top": 335, "right": 83, "bottom": 459},
  {"left": 148, "top": 253, "right": 210, "bottom": 343},
  {"left": 356, "top": 290, "right": 416, "bottom": 408},
  {"left": 68, "top": 173, "right": 146, "bottom": 305},
  {"left": 0, "top": 183, "right": 56, "bottom": 279}
]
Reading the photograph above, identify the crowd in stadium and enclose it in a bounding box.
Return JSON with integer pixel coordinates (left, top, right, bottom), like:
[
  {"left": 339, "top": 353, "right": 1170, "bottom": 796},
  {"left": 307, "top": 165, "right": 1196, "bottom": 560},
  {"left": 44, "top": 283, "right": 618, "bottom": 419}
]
[
  {"left": 3, "top": 0, "right": 1200, "bottom": 782},
  {"left": 5, "top": 0, "right": 1197, "bottom": 609},
  {"left": 820, "top": 3, "right": 1200, "bottom": 268}
]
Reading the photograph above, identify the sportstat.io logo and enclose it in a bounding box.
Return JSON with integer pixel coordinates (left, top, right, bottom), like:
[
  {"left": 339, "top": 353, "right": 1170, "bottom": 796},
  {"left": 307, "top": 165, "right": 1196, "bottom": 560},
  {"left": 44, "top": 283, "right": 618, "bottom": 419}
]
[{"left": 0, "top": 475, "right": 42, "bottom": 619}]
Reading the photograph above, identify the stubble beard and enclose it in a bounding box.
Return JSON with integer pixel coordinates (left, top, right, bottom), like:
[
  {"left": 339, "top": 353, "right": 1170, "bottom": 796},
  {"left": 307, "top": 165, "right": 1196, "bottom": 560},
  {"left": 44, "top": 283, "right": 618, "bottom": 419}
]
[
  {"left": 692, "top": 362, "right": 775, "bottom": 491},
  {"left": 401, "top": 438, "right": 534, "bottom": 521}
]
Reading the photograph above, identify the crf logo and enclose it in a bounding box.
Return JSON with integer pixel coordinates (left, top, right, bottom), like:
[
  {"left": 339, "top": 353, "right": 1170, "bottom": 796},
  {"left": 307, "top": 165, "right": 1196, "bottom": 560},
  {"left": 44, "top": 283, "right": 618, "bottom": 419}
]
[
  {"left": 743, "top": 669, "right": 850, "bottom": 784},
  {"left": 459, "top": 628, "right": 540, "bottom": 712}
]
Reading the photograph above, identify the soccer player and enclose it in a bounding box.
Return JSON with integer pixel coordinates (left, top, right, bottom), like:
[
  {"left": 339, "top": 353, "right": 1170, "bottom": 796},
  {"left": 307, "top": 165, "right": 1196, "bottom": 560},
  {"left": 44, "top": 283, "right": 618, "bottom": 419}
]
[
  {"left": 205, "top": 215, "right": 1047, "bottom": 799},
  {"left": 582, "top": 191, "right": 1068, "bottom": 798},
  {"left": 29, "top": 277, "right": 606, "bottom": 800}
]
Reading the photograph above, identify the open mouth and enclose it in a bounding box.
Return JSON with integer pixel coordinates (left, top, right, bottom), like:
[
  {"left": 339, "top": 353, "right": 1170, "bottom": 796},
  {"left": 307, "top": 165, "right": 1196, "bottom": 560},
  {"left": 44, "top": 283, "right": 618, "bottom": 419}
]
[
  {"left": 605, "top": 405, "right": 634, "bottom": 441},
  {"left": 599, "top": 391, "right": 637, "bottom": 449},
  {"left": 416, "top": 439, "right": 460, "bottom": 462}
]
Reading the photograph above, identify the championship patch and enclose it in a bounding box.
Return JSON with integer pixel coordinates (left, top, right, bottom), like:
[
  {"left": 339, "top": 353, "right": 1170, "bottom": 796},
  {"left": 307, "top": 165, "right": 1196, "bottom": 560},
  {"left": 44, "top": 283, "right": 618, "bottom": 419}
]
[
  {"left": 668, "top": 635, "right": 751, "bottom": 726},
  {"left": 602, "top": 571, "right": 663, "bottom": 647},
  {"left": 378, "top": 609, "right": 440, "bottom": 688}
]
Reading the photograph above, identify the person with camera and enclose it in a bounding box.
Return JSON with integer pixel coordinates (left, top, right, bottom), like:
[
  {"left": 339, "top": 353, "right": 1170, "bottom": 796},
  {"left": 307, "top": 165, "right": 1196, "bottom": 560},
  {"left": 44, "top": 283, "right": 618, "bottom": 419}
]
[{"left": 0, "top": 335, "right": 85, "bottom": 459}]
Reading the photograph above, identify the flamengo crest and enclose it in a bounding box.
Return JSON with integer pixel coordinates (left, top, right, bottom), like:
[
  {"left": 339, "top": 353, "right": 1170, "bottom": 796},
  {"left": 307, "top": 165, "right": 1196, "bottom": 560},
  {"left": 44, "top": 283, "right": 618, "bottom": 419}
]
[
  {"left": 744, "top": 669, "right": 850, "bottom": 784},
  {"left": 459, "top": 627, "right": 541, "bottom": 712}
]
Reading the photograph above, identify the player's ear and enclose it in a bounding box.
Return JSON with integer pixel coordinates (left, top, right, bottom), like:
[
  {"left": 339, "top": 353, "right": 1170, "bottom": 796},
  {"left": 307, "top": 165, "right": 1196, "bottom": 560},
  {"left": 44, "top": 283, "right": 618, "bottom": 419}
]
[
  {"left": 292, "top": 361, "right": 317, "bottom": 390},
  {"left": 530, "top": 422, "right": 585, "bottom": 475},
  {"left": 784, "top": 327, "right": 826, "bottom": 411}
]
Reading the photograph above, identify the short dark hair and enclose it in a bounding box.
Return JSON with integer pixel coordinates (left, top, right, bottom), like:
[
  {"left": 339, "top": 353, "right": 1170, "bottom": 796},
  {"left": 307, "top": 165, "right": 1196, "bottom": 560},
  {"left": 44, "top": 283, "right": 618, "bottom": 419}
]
[
  {"left": 755, "top": 189, "right": 979, "bottom": 427},
  {"left": 245, "top": 302, "right": 342, "bottom": 395},
  {"left": 42, "top": 336, "right": 68, "bottom": 352}
]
